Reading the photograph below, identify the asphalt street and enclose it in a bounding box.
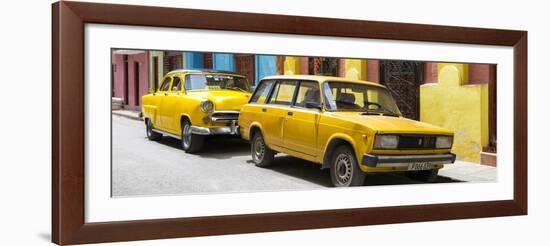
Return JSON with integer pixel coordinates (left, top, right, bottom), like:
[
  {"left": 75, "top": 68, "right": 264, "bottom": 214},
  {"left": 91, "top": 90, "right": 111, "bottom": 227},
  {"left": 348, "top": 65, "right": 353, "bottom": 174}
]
[{"left": 112, "top": 115, "right": 460, "bottom": 197}]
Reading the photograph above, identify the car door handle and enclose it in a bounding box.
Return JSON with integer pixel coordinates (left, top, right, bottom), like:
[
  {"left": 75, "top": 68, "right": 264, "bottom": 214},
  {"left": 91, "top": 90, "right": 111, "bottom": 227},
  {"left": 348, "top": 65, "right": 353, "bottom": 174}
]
[
  {"left": 262, "top": 108, "right": 267, "bottom": 112},
  {"left": 287, "top": 111, "right": 293, "bottom": 116},
  {"left": 164, "top": 93, "right": 169, "bottom": 96}
]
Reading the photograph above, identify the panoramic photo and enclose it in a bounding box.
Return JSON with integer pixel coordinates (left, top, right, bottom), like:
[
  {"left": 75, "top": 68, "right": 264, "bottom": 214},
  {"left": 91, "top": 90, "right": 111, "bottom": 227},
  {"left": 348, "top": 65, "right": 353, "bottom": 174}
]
[{"left": 110, "top": 49, "right": 497, "bottom": 197}]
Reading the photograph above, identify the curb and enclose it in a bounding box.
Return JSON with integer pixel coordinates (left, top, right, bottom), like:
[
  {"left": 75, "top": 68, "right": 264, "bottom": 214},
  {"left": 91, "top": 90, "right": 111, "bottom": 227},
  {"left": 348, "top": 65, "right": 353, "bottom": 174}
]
[{"left": 112, "top": 110, "right": 143, "bottom": 121}]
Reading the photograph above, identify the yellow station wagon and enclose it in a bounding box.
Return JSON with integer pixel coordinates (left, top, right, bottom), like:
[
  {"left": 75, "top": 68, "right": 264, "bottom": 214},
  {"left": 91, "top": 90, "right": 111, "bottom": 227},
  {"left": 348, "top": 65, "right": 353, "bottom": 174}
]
[
  {"left": 239, "top": 75, "right": 456, "bottom": 187},
  {"left": 142, "top": 69, "right": 252, "bottom": 153}
]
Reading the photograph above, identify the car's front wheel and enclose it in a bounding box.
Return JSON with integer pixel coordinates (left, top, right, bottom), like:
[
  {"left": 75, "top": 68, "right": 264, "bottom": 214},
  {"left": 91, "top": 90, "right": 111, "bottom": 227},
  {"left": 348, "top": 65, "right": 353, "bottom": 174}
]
[
  {"left": 145, "top": 119, "right": 162, "bottom": 141},
  {"left": 406, "top": 169, "right": 439, "bottom": 183},
  {"left": 181, "top": 119, "right": 204, "bottom": 153},
  {"left": 251, "top": 132, "right": 275, "bottom": 167},
  {"left": 330, "top": 145, "right": 365, "bottom": 187}
]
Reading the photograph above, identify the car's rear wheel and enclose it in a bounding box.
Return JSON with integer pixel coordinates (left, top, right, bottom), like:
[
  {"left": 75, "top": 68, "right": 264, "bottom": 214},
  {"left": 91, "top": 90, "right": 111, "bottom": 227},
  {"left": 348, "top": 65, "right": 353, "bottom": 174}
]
[
  {"left": 251, "top": 132, "right": 275, "bottom": 167},
  {"left": 406, "top": 169, "right": 439, "bottom": 183},
  {"left": 330, "top": 145, "right": 365, "bottom": 187},
  {"left": 181, "top": 119, "right": 204, "bottom": 153},
  {"left": 145, "top": 118, "right": 162, "bottom": 141}
]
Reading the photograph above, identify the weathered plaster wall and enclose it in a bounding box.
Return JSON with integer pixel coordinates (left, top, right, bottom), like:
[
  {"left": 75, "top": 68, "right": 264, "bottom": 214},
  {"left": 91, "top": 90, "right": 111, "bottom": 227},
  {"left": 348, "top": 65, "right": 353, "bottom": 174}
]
[
  {"left": 343, "top": 59, "right": 367, "bottom": 80},
  {"left": 283, "top": 56, "right": 301, "bottom": 75},
  {"left": 420, "top": 63, "right": 489, "bottom": 163}
]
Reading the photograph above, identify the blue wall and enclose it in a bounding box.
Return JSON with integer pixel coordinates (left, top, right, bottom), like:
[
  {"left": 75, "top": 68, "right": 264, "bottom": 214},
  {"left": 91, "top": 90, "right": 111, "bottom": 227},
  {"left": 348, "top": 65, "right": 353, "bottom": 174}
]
[
  {"left": 255, "top": 55, "right": 276, "bottom": 85},
  {"left": 183, "top": 53, "right": 276, "bottom": 86},
  {"left": 213, "top": 53, "right": 235, "bottom": 71},
  {"left": 184, "top": 52, "right": 204, "bottom": 69}
]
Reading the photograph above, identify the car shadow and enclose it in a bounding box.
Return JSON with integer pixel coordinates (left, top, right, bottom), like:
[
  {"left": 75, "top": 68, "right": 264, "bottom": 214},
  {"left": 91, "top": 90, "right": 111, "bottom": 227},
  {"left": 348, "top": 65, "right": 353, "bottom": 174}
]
[
  {"left": 155, "top": 136, "right": 463, "bottom": 186},
  {"left": 155, "top": 135, "right": 250, "bottom": 159},
  {"left": 257, "top": 155, "right": 463, "bottom": 187},
  {"left": 264, "top": 155, "right": 333, "bottom": 187}
]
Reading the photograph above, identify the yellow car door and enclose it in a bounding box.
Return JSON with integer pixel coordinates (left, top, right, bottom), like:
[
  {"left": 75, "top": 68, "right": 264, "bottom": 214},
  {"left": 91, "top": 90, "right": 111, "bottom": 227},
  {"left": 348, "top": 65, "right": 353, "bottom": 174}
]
[
  {"left": 159, "top": 75, "right": 184, "bottom": 133},
  {"left": 262, "top": 80, "right": 298, "bottom": 148},
  {"left": 283, "top": 81, "right": 321, "bottom": 157},
  {"left": 153, "top": 76, "right": 172, "bottom": 130}
]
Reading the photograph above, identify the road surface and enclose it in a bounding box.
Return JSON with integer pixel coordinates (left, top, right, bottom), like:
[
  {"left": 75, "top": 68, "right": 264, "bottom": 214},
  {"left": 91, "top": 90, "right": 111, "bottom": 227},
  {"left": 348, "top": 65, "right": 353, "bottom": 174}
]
[{"left": 112, "top": 115, "right": 461, "bottom": 197}]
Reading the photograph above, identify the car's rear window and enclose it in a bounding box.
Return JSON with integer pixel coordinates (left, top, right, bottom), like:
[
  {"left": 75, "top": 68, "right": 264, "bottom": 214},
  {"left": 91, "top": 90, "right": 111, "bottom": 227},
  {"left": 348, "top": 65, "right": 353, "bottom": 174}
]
[
  {"left": 185, "top": 74, "right": 250, "bottom": 92},
  {"left": 250, "top": 80, "right": 275, "bottom": 104}
]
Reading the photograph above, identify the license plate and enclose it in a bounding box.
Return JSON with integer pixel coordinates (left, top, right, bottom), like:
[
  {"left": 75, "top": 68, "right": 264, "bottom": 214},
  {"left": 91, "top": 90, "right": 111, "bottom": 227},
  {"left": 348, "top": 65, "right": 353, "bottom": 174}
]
[{"left": 408, "top": 162, "right": 432, "bottom": 171}]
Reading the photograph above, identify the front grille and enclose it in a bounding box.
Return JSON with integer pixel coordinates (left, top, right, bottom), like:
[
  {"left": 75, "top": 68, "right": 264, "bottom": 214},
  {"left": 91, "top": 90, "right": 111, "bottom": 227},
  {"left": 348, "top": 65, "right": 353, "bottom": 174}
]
[
  {"left": 397, "top": 135, "right": 436, "bottom": 149},
  {"left": 211, "top": 111, "right": 239, "bottom": 122}
]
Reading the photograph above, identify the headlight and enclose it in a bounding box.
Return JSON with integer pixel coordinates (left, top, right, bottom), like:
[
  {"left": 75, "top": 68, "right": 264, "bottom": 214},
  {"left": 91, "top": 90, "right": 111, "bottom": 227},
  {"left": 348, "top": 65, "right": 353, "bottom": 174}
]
[
  {"left": 374, "top": 135, "right": 399, "bottom": 149},
  {"left": 200, "top": 100, "right": 214, "bottom": 113},
  {"left": 436, "top": 136, "right": 453, "bottom": 149}
]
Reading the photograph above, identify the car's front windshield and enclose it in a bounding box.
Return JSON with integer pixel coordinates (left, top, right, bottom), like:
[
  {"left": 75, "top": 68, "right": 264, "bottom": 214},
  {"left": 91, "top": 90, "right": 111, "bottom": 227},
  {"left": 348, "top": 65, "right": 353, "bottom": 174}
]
[
  {"left": 185, "top": 73, "right": 250, "bottom": 92},
  {"left": 323, "top": 81, "right": 401, "bottom": 116}
]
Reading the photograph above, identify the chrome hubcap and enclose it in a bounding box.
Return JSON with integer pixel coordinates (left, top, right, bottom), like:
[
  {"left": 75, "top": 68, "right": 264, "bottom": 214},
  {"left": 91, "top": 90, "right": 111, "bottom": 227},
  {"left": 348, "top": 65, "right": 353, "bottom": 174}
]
[
  {"left": 253, "top": 137, "right": 265, "bottom": 162},
  {"left": 182, "top": 123, "right": 191, "bottom": 148},
  {"left": 334, "top": 153, "right": 352, "bottom": 185}
]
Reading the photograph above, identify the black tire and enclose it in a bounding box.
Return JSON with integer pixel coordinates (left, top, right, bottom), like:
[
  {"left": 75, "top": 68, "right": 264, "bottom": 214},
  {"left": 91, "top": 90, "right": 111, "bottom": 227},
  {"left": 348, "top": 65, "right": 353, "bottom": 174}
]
[
  {"left": 251, "top": 132, "right": 275, "bottom": 167},
  {"left": 406, "top": 169, "right": 439, "bottom": 183},
  {"left": 181, "top": 119, "right": 204, "bottom": 153},
  {"left": 330, "top": 145, "right": 365, "bottom": 187},
  {"left": 145, "top": 118, "right": 162, "bottom": 141}
]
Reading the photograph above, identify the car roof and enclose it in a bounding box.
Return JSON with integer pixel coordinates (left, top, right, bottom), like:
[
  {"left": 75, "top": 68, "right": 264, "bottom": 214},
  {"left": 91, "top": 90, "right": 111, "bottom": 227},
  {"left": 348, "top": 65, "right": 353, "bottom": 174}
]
[
  {"left": 167, "top": 69, "right": 244, "bottom": 76},
  {"left": 260, "top": 75, "right": 385, "bottom": 88}
]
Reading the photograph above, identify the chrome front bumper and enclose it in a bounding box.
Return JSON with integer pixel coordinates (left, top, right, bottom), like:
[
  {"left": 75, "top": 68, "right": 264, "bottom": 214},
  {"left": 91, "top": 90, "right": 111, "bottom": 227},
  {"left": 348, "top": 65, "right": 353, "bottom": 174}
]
[
  {"left": 190, "top": 120, "right": 239, "bottom": 135},
  {"left": 362, "top": 153, "right": 456, "bottom": 168}
]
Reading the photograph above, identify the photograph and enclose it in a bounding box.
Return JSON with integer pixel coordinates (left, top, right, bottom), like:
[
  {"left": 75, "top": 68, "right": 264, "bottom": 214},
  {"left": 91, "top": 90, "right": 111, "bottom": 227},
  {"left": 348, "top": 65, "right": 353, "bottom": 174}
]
[{"left": 110, "top": 49, "right": 497, "bottom": 196}]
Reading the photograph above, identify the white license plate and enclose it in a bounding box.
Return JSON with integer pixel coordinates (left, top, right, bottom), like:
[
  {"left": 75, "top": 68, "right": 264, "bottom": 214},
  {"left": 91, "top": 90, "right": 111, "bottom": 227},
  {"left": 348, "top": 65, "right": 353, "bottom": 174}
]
[{"left": 408, "top": 162, "right": 432, "bottom": 171}]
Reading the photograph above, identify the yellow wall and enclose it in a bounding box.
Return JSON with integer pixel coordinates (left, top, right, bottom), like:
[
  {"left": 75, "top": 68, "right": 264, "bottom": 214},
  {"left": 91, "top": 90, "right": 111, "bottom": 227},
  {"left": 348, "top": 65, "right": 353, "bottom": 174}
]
[
  {"left": 283, "top": 56, "right": 301, "bottom": 75},
  {"left": 420, "top": 63, "right": 489, "bottom": 163},
  {"left": 344, "top": 59, "right": 367, "bottom": 80}
]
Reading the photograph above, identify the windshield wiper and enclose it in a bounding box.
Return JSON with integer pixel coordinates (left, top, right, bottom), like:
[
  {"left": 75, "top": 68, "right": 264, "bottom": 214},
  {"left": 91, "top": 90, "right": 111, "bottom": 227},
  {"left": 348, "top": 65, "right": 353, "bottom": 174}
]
[
  {"left": 226, "top": 87, "right": 248, "bottom": 92},
  {"left": 361, "top": 109, "right": 400, "bottom": 117},
  {"left": 362, "top": 101, "right": 400, "bottom": 116}
]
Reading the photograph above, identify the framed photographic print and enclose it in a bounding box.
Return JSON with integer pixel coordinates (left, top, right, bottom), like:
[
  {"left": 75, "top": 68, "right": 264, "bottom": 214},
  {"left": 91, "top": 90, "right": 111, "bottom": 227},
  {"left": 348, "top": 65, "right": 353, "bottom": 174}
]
[{"left": 52, "top": 1, "right": 527, "bottom": 245}]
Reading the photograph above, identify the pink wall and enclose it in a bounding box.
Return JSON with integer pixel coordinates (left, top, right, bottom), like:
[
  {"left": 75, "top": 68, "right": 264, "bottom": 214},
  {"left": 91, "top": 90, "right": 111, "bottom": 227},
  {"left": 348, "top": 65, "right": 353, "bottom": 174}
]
[
  {"left": 112, "top": 53, "right": 125, "bottom": 100},
  {"left": 424, "top": 62, "right": 438, "bottom": 84},
  {"left": 366, "top": 60, "right": 380, "bottom": 83},
  {"left": 468, "top": 64, "right": 490, "bottom": 84},
  {"left": 112, "top": 51, "right": 150, "bottom": 110}
]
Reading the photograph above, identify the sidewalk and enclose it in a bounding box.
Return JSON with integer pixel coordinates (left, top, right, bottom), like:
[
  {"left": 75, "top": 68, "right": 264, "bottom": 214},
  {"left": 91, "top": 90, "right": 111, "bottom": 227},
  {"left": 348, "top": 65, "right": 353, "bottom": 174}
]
[
  {"left": 439, "top": 160, "right": 497, "bottom": 182},
  {"left": 112, "top": 109, "right": 142, "bottom": 121}
]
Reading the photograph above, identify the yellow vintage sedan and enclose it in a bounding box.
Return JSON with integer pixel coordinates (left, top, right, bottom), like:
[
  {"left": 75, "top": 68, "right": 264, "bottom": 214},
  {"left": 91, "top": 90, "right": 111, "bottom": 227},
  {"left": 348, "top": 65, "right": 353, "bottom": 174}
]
[
  {"left": 239, "top": 75, "right": 456, "bottom": 187},
  {"left": 142, "top": 69, "right": 252, "bottom": 153}
]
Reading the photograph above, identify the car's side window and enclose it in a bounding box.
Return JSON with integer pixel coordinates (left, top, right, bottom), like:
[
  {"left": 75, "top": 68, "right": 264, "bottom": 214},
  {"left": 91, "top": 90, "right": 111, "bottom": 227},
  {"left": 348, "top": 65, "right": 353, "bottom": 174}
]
[
  {"left": 294, "top": 81, "right": 321, "bottom": 108},
  {"left": 171, "top": 76, "right": 182, "bottom": 92},
  {"left": 249, "top": 80, "right": 275, "bottom": 104},
  {"left": 159, "top": 76, "right": 172, "bottom": 92},
  {"left": 268, "top": 81, "right": 297, "bottom": 106}
]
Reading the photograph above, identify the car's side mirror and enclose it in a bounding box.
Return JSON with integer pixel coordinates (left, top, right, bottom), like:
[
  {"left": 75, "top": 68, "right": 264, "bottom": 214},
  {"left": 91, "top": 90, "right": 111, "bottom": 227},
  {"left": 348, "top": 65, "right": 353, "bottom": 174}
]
[{"left": 305, "top": 101, "right": 322, "bottom": 110}]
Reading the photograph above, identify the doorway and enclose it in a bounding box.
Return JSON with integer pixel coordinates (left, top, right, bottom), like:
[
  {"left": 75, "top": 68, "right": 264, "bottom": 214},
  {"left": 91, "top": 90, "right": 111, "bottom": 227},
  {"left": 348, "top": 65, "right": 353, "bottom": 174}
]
[
  {"left": 308, "top": 57, "right": 339, "bottom": 76},
  {"left": 152, "top": 56, "right": 159, "bottom": 92},
  {"left": 235, "top": 54, "right": 255, "bottom": 86},
  {"left": 379, "top": 60, "right": 424, "bottom": 120},
  {"left": 134, "top": 62, "right": 140, "bottom": 106},
  {"left": 123, "top": 55, "right": 129, "bottom": 105}
]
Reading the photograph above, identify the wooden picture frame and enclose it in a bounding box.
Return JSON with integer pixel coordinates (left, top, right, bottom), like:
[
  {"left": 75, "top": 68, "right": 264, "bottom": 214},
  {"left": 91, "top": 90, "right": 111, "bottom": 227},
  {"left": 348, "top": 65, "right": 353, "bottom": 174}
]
[{"left": 52, "top": 1, "right": 527, "bottom": 245}]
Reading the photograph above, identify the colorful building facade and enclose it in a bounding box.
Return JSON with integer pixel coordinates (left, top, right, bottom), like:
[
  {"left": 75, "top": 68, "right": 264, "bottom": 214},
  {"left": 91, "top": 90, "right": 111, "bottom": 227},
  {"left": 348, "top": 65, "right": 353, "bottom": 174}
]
[
  {"left": 111, "top": 50, "right": 150, "bottom": 111},
  {"left": 112, "top": 50, "right": 496, "bottom": 165}
]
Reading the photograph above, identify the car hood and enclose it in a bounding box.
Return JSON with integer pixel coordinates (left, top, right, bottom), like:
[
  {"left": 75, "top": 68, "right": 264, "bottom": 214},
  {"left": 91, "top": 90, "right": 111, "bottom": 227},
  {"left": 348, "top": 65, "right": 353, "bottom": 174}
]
[
  {"left": 187, "top": 90, "right": 252, "bottom": 111},
  {"left": 328, "top": 111, "right": 453, "bottom": 135}
]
